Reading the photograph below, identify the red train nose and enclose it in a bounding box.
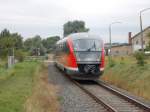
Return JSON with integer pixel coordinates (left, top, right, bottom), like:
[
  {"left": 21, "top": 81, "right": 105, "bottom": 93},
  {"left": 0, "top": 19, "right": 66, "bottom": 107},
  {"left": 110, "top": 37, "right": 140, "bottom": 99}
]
[
  {"left": 100, "top": 47, "right": 105, "bottom": 71},
  {"left": 67, "top": 38, "right": 77, "bottom": 68}
]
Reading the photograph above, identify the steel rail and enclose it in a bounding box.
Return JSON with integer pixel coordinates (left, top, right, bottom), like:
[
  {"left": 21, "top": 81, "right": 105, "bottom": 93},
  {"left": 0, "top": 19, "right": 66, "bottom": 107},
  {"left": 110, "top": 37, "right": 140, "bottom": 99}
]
[
  {"left": 65, "top": 75, "right": 117, "bottom": 112},
  {"left": 96, "top": 80, "right": 150, "bottom": 112}
]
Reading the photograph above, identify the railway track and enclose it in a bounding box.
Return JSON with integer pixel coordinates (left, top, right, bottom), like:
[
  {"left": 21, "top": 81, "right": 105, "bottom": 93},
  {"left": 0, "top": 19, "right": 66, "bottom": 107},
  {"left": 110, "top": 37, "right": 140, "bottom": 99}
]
[
  {"left": 66, "top": 75, "right": 150, "bottom": 112},
  {"left": 96, "top": 80, "right": 150, "bottom": 112}
]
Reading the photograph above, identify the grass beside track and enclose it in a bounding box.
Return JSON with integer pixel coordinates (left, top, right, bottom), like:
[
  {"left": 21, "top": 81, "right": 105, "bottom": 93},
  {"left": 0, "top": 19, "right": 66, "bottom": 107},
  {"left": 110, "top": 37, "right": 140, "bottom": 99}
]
[
  {"left": 102, "top": 56, "right": 150, "bottom": 101},
  {"left": 0, "top": 61, "right": 41, "bottom": 112},
  {"left": 25, "top": 63, "right": 60, "bottom": 112}
]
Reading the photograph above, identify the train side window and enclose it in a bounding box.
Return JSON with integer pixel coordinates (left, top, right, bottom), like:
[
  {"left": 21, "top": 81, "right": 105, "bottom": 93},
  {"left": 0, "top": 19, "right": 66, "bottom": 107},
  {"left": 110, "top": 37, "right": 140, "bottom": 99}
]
[
  {"left": 58, "top": 44, "right": 61, "bottom": 51},
  {"left": 59, "top": 44, "right": 61, "bottom": 50},
  {"left": 64, "top": 42, "right": 70, "bottom": 53},
  {"left": 55, "top": 45, "right": 59, "bottom": 55},
  {"left": 60, "top": 44, "right": 61, "bottom": 49}
]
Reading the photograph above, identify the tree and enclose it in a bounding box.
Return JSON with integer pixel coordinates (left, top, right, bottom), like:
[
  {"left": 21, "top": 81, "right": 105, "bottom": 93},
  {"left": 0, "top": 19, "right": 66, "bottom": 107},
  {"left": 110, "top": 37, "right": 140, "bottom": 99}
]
[
  {"left": 63, "top": 20, "right": 89, "bottom": 37},
  {"left": 0, "top": 29, "right": 10, "bottom": 37},
  {"left": 23, "top": 38, "right": 33, "bottom": 51},
  {"left": 24, "top": 35, "right": 46, "bottom": 56},
  {"left": 0, "top": 29, "right": 23, "bottom": 49},
  {"left": 42, "top": 36, "right": 60, "bottom": 52},
  {"left": 0, "top": 29, "right": 23, "bottom": 57},
  {"left": 11, "top": 33, "right": 23, "bottom": 49},
  {"left": 24, "top": 35, "right": 41, "bottom": 49}
]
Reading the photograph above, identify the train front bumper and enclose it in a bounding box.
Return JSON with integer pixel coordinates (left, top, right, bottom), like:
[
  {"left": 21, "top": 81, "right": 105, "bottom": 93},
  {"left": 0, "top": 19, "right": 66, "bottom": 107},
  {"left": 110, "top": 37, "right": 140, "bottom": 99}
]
[{"left": 65, "top": 67, "right": 104, "bottom": 80}]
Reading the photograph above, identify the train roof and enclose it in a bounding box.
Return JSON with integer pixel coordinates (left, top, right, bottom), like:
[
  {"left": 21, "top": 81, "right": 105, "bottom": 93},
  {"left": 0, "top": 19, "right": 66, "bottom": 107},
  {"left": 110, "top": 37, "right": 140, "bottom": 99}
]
[
  {"left": 56, "top": 32, "right": 103, "bottom": 44},
  {"left": 69, "top": 32, "right": 102, "bottom": 40}
]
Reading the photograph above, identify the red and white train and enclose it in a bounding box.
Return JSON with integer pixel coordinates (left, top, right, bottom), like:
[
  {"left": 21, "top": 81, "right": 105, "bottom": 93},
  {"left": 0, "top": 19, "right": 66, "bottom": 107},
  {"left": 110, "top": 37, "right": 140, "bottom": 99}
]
[{"left": 54, "top": 33, "right": 105, "bottom": 80}]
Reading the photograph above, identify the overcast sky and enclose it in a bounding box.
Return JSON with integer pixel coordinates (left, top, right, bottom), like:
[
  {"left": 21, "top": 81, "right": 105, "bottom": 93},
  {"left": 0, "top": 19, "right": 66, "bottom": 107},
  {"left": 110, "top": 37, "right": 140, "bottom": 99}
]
[{"left": 0, "top": 0, "right": 150, "bottom": 43}]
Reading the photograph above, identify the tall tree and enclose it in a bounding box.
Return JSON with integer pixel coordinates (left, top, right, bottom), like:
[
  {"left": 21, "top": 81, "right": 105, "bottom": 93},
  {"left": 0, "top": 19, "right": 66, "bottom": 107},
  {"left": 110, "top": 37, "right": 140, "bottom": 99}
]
[
  {"left": 0, "top": 29, "right": 10, "bottom": 37},
  {"left": 0, "top": 29, "right": 23, "bottom": 49},
  {"left": 11, "top": 33, "right": 23, "bottom": 49},
  {"left": 0, "top": 29, "right": 23, "bottom": 57},
  {"left": 42, "top": 36, "right": 60, "bottom": 52},
  {"left": 24, "top": 35, "right": 46, "bottom": 55},
  {"left": 24, "top": 35, "right": 41, "bottom": 50},
  {"left": 63, "top": 20, "right": 89, "bottom": 37}
]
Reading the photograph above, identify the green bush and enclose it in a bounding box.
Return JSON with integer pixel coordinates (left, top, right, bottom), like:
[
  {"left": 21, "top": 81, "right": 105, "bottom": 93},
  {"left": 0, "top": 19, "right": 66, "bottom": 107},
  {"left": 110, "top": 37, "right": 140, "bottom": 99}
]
[
  {"left": 108, "top": 58, "right": 116, "bottom": 67},
  {"left": 15, "top": 50, "right": 28, "bottom": 62},
  {"left": 134, "top": 51, "right": 146, "bottom": 66},
  {"left": 0, "top": 49, "right": 8, "bottom": 58},
  {"left": 120, "top": 57, "right": 125, "bottom": 65}
]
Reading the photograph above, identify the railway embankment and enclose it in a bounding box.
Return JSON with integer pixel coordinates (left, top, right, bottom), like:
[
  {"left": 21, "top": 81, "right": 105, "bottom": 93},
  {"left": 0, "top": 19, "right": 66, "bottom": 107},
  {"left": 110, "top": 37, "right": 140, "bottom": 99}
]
[
  {"left": 0, "top": 61, "right": 41, "bottom": 111},
  {"left": 0, "top": 61, "right": 60, "bottom": 112},
  {"left": 102, "top": 56, "right": 150, "bottom": 101},
  {"left": 25, "top": 62, "right": 60, "bottom": 112}
]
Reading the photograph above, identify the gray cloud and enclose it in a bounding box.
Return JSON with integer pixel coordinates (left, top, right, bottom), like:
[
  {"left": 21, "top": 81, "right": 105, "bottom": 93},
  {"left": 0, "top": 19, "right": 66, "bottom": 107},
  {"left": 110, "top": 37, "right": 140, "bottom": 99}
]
[{"left": 0, "top": 0, "right": 150, "bottom": 42}]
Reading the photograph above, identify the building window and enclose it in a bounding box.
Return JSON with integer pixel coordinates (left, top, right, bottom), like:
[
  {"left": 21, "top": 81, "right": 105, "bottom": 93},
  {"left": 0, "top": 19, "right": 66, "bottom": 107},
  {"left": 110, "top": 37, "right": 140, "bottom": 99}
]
[
  {"left": 136, "top": 40, "right": 139, "bottom": 45},
  {"left": 143, "top": 40, "right": 145, "bottom": 45}
]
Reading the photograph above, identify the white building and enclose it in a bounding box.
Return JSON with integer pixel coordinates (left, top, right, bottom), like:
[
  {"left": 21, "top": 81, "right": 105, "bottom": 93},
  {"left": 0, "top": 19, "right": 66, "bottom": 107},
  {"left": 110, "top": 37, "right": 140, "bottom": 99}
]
[{"left": 131, "top": 26, "right": 150, "bottom": 52}]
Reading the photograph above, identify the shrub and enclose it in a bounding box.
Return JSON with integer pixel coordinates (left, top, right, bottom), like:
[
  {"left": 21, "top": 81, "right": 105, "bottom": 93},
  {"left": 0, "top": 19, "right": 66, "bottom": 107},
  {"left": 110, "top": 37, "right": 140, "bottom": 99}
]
[
  {"left": 0, "top": 49, "right": 8, "bottom": 58},
  {"left": 120, "top": 57, "right": 125, "bottom": 65},
  {"left": 108, "top": 58, "right": 116, "bottom": 67},
  {"left": 134, "top": 51, "right": 146, "bottom": 66},
  {"left": 15, "top": 50, "right": 27, "bottom": 62}
]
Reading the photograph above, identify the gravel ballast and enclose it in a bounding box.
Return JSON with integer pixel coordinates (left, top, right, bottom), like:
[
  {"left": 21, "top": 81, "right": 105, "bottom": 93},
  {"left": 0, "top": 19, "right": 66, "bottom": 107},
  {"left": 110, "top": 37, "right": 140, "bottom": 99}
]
[{"left": 48, "top": 63, "right": 107, "bottom": 112}]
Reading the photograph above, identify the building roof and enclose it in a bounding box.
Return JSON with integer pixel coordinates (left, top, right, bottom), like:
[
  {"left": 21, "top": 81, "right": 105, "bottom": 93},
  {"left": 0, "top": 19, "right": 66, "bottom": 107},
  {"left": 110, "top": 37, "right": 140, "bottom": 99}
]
[
  {"left": 68, "top": 32, "right": 102, "bottom": 41},
  {"left": 104, "top": 43, "right": 130, "bottom": 49},
  {"left": 132, "top": 26, "right": 150, "bottom": 39},
  {"left": 111, "top": 43, "right": 131, "bottom": 48},
  {"left": 104, "top": 26, "right": 150, "bottom": 49}
]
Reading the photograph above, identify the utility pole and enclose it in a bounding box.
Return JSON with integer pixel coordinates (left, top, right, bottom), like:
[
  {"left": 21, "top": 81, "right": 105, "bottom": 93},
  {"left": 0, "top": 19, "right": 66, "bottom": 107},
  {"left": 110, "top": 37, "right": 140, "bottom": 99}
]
[
  {"left": 109, "top": 22, "right": 122, "bottom": 56},
  {"left": 108, "top": 22, "right": 122, "bottom": 66},
  {"left": 109, "top": 25, "right": 112, "bottom": 56}
]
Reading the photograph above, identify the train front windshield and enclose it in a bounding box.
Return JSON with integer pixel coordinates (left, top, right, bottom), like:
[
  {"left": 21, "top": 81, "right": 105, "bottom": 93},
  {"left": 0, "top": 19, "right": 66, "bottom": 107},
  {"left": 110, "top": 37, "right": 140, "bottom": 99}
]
[
  {"left": 73, "top": 39, "right": 102, "bottom": 51},
  {"left": 73, "top": 39, "right": 102, "bottom": 62}
]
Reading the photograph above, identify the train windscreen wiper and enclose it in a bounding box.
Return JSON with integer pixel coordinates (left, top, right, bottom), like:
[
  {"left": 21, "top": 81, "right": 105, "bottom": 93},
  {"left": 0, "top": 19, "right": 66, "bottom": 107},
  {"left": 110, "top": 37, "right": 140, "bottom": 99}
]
[{"left": 86, "top": 42, "right": 96, "bottom": 51}]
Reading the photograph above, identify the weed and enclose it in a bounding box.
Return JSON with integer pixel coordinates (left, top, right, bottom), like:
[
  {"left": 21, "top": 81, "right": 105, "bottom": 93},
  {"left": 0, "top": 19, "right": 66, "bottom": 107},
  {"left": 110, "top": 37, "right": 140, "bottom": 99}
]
[
  {"left": 0, "top": 61, "right": 41, "bottom": 112},
  {"left": 102, "top": 56, "right": 150, "bottom": 100},
  {"left": 134, "top": 51, "right": 146, "bottom": 66}
]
